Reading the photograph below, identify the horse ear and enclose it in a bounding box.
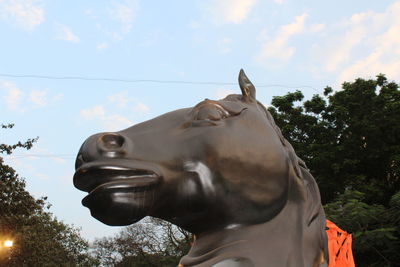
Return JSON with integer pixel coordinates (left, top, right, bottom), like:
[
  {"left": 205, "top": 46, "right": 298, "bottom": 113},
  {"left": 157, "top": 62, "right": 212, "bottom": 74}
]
[{"left": 238, "top": 69, "right": 256, "bottom": 101}]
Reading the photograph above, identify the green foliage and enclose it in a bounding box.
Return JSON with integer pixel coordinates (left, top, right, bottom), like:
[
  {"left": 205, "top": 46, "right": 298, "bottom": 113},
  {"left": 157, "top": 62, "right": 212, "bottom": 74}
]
[
  {"left": 269, "top": 75, "right": 400, "bottom": 204},
  {"left": 92, "top": 218, "right": 192, "bottom": 267},
  {"left": 0, "top": 124, "right": 97, "bottom": 267},
  {"left": 324, "top": 190, "right": 400, "bottom": 265},
  {"left": 269, "top": 75, "right": 400, "bottom": 266},
  {"left": 0, "top": 124, "right": 38, "bottom": 155}
]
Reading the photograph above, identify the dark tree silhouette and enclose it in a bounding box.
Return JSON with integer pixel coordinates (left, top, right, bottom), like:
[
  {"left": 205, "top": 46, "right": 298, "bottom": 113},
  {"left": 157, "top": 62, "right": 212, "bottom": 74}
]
[
  {"left": 0, "top": 124, "right": 97, "bottom": 267},
  {"left": 269, "top": 75, "right": 400, "bottom": 265}
]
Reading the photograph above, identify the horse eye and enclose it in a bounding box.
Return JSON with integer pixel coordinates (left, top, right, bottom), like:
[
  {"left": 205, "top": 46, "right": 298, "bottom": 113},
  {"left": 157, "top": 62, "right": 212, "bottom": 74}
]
[{"left": 195, "top": 105, "right": 228, "bottom": 121}]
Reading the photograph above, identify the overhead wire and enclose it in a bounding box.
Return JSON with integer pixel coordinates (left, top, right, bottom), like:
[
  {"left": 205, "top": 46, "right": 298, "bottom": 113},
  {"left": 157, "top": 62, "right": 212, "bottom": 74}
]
[
  {"left": 1, "top": 73, "right": 323, "bottom": 160},
  {"left": 3, "top": 154, "right": 76, "bottom": 159},
  {"left": 0, "top": 73, "right": 322, "bottom": 93}
]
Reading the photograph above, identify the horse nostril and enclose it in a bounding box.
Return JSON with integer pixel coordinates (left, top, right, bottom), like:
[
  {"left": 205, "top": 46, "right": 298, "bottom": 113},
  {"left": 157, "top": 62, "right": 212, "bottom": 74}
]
[
  {"left": 102, "top": 133, "right": 124, "bottom": 148},
  {"left": 98, "top": 133, "right": 125, "bottom": 155}
]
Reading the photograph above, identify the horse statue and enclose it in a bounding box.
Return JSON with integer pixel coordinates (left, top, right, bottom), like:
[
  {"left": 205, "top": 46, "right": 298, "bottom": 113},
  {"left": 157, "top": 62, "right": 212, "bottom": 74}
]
[{"left": 74, "top": 70, "right": 328, "bottom": 267}]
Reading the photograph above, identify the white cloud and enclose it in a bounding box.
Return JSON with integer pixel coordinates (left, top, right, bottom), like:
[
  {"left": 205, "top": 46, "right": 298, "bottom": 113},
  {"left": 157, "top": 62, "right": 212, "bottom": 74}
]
[
  {"left": 273, "top": 0, "right": 285, "bottom": 3},
  {"left": 317, "top": 1, "right": 400, "bottom": 82},
  {"left": 108, "top": 91, "right": 151, "bottom": 114},
  {"left": 85, "top": 0, "right": 138, "bottom": 43},
  {"left": 1, "top": 81, "right": 22, "bottom": 110},
  {"left": 29, "top": 146, "right": 68, "bottom": 164},
  {"left": 29, "top": 90, "right": 47, "bottom": 106},
  {"left": 80, "top": 105, "right": 133, "bottom": 131},
  {"left": 52, "top": 93, "right": 64, "bottom": 102},
  {"left": 56, "top": 24, "right": 80, "bottom": 43},
  {"left": 339, "top": 50, "right": 400, "bottom": 83},
  {"left": 81, "top": 92, "right": 151, "bottom": 130},
  {"left": 2, "top": 144, "right": 67, "bottom": 186},
  {"left": 324, "top": 26, "right": 366, "bottom": 72},
  {"left": 97, "top": 42, "right": 109, "bottom": 51},
  {"left": 110, "top": 0, "right": 138, "bottom": 33},
  {"left": 108, "top": 91, "right": 130, "bottom": 108},
  {"left": 1, "top": 82, "right": 62, "bottom": 111},
  {"left": 320, "top": 11, "right": 372, "bottom": 73},
  {"left": 205, "top": 0, "right": 258, "bottom": 24},
  {"left": 309, "top": 23, "right": 325, "bottom": 33},
  {"left": 0, "top": 0, "right": 44, "bottom": 31},
  {"left": 2, "top": 156, "right": 50, "bottom": 181},
  {"left": 259, "top": 13, "right": 308, "bottom": 64},
  {"left": 103, "top": 114, "right": 133, "bottom": 131},
  {"left": 217, "top": 38, "right": 233, "bottom": 54},
  {"left": 85, "top": 9, "right": 97, "bottom": 19},
  {"left": 52, "top": 157, "right": 66, "bottom": 164},
  {"left": 81, "top": 105, "right": 106, "bottom": 120},
  {"left": 134, "top": 103, "right": 149, "bottom": 113}
]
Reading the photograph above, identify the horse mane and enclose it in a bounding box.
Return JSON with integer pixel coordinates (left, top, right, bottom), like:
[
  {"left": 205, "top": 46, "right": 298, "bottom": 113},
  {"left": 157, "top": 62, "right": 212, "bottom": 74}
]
[
  {"left": 221, "top": 94, "right": 325, "bottom": 227},
  {"left": 256, "top": 97, "right": 325, "bottom": 228},
  {"left": 259, "top": 101, "right": 325, "bottom": 223},
  {"left": 258, "top": 99, "right": 328, "bottom": 260}
]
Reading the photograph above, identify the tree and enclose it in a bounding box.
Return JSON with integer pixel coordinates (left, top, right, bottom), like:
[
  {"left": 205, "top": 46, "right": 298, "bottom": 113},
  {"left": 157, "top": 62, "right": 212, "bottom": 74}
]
[
  {"left": 0, "top": 124, "right": 97, "bottom": 267},
  {"left": 325, "top": 190, "right": 400, "bottom": 265},
  {"left": 268, "top": 75, "right": 400, "bottom": 265},
  {"left": 92, "top": 218, "right": 192, "bottom": 267}
]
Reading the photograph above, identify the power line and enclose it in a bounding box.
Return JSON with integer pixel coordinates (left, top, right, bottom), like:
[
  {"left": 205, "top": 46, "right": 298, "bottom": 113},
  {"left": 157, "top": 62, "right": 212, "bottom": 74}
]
[
  {"left": 3, "top": 154, "right": 75, "bottom": 159},
  {"left": 0, "top": 73, "right": 321, "bottom": 92}
]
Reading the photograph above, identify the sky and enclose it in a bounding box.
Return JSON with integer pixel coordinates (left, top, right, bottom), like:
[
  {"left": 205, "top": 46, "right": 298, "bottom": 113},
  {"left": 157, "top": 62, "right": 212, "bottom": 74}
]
[{"left": 1, "top": 0, "right": 400, "bottom": 241}]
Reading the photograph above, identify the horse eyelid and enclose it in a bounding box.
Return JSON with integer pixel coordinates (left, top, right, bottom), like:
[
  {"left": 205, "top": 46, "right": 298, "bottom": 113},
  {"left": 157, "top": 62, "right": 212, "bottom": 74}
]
[
  {"left": 195, "top": 104, "right": 229, "bottom": 120},
  {"left": 220, "top": 107, "right": 248, "bottom": 119},
  {"left": 213, "top": 104, "right": 230, "bottom": 117}
]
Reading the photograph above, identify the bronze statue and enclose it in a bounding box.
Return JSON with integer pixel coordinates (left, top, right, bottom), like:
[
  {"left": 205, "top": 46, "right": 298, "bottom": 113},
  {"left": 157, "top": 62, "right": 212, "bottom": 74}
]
[{"left": 74, "top": 70, "right": 328, "bottom": 267}]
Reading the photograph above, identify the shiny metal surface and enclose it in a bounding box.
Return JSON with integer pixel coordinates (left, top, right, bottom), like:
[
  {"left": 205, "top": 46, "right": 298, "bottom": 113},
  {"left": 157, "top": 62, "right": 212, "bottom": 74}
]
[{"left": 74, "top": 70, "right": 328, "bottom": 266}]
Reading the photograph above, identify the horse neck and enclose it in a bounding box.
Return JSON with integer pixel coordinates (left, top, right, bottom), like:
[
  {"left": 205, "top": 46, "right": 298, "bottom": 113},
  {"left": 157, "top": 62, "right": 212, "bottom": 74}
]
[
  {"left": 179, "top": 174, "right": 327, "bottom": 267},
  {"left": 180, "top": 200, "right": 311, "bottom": 267}
]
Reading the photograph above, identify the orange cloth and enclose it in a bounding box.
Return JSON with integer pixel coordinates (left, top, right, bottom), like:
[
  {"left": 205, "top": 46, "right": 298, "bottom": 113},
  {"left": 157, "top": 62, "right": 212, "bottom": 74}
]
[{"left": 326, "top": 220, "right": 355, "bottom": 267}]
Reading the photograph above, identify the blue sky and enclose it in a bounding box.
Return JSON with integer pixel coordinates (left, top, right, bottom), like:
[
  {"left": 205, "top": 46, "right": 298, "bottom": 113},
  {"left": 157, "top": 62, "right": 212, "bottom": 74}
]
[{"left": 1, "top": 0, "right": 400, "bottom": 241}]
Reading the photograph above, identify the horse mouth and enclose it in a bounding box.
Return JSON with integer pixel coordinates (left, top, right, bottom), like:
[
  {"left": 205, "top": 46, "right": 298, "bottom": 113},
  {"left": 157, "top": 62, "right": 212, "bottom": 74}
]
[{"left": 73, "top": 163, "right": 161, "bottom": 194}]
